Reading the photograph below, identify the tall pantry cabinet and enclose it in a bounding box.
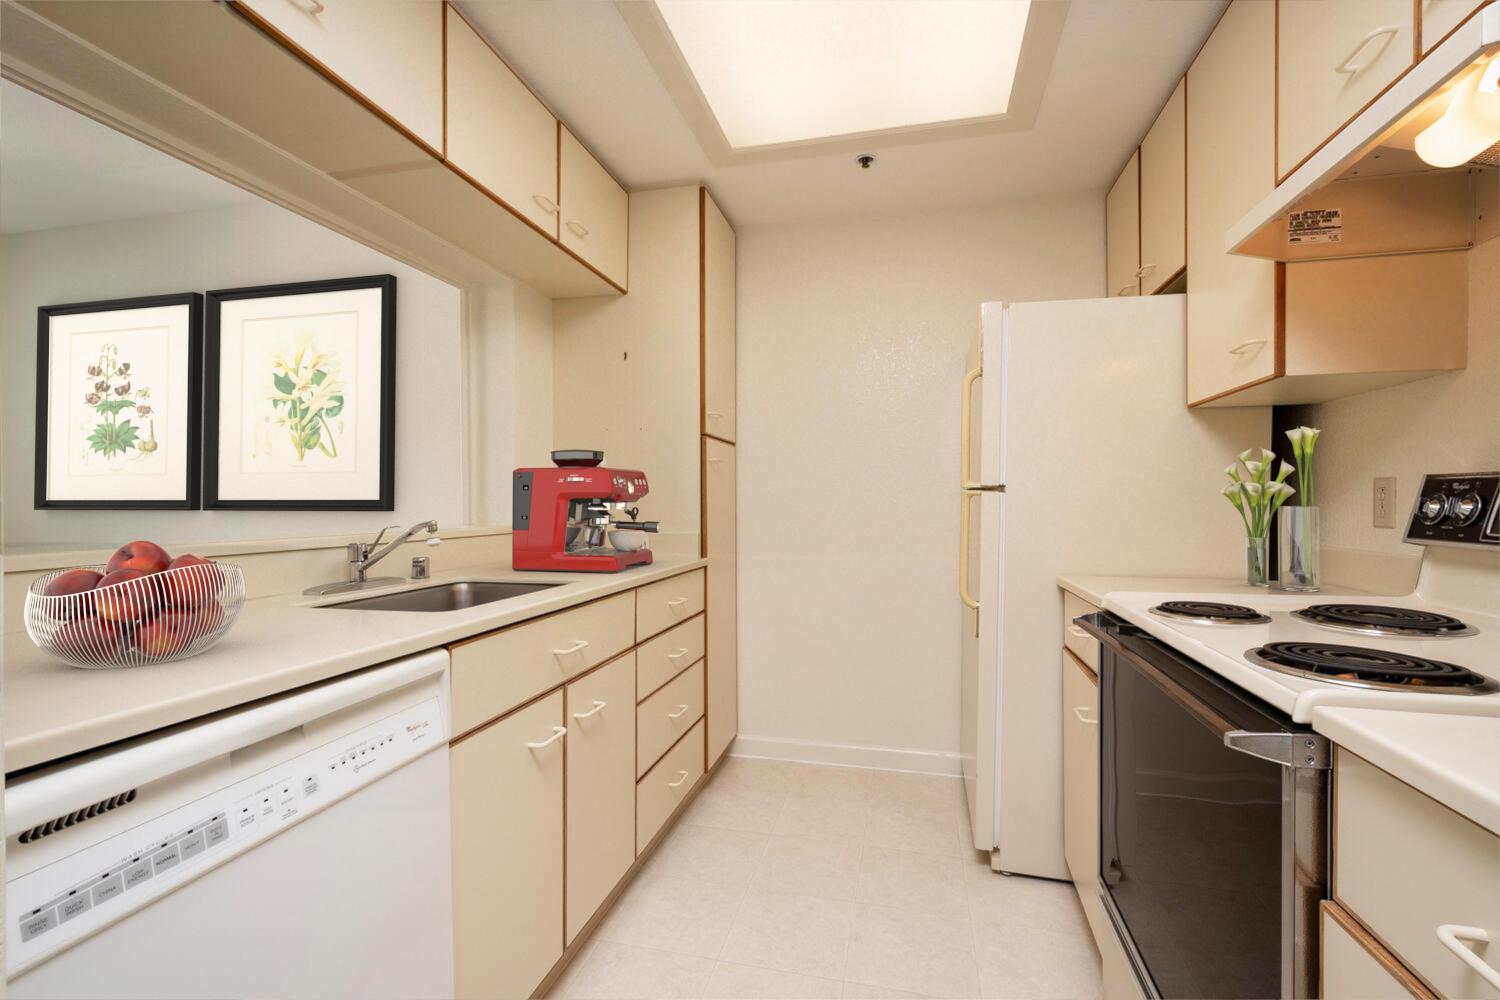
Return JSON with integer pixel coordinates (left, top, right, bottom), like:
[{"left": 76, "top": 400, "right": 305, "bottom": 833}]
[{"left": 553, "top": 185, "right": 739, "bottom": 770}]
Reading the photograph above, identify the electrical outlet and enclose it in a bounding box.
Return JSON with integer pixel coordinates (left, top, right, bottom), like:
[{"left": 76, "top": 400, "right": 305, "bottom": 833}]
[{"left": 1373, "top": 476, "right": 1397, "bottom": 528}]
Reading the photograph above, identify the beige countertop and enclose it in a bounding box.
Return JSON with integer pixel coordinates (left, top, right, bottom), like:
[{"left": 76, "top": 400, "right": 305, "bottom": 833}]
[
  {"left": 4, "top": 556, "right": 705, "bottom": 773},
  {"left": 1056, "top": 574, "right": 1294, "bottom": 606}
]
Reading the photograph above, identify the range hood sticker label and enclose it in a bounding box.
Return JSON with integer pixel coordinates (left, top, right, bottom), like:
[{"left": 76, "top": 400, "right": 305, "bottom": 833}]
[{"left": 1287, "top": 208, "right": 1342, "bottom": 245}]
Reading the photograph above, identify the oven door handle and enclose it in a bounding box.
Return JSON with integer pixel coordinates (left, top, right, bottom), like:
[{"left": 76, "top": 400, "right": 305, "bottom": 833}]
[{"left": 1224, "top": 731, "right": 1330, "bottom": 769}]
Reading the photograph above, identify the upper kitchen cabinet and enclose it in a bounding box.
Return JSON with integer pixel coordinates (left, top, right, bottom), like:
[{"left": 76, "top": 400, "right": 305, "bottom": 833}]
[
  {"left": 1422, "top": 0, "right": 1493, "bottom": 53},
  {"left": 559, "top": 125, "right": 629, "bottom": 289},
  {"left": 234, "top": 0, "right": 443, "bottom": 156},
  {"left": 446, "top": 5, "right": 559, "bottom": 238},
  {"left": 1106, "top": 150, "right": 1141, "bottom": 297},
  {"left": 1277, "top": 0, "right": 1415, "bottom": 180},
  {"left": 702, "top": 188, "right": 737, "bottom": 442},
  {"left": 1138, "top": 79, "right": 1186, "bottom": 294}
]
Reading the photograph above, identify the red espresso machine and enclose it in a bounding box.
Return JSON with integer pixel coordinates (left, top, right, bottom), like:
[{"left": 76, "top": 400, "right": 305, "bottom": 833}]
[{"left": 512, "top": 451, "right": 659, "bottom": 572}]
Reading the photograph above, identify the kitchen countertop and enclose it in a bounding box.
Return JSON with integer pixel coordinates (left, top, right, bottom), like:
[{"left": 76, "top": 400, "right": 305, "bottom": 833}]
[
  {"left": 4, "top": 556, "right": 706, "bottom": 773},
  {"left": 1056, "top": 574, "right": 1354, "bottom": 607}
]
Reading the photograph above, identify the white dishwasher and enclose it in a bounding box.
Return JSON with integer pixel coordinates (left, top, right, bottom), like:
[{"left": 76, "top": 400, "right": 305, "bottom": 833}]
[{"left": 5, "top": 650, "right": 454, "bottom": 1000}]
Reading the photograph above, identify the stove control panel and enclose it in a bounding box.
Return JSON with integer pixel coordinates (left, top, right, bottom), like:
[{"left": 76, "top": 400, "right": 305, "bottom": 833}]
[{"left": 1405, "top": 473, "right": 1500, "bottom": 547}]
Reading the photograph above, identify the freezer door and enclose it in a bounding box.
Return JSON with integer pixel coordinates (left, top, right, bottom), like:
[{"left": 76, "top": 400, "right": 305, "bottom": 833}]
[{"left": 960, "top": 489, "right": 1002, "bottom": 850}]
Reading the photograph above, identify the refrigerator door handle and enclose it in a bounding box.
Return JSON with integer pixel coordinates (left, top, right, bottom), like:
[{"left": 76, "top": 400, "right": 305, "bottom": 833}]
[
  {"left": 959, "top": 365, "right": 982, "bottom": 488},
  {"left": 959, "top": 491, "right": 979, "bottom": 610}
]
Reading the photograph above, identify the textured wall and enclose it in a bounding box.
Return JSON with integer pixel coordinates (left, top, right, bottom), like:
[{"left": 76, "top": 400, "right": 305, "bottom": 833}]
[{"left": 736, "top": 194, "right": 1104, "bottom": 763}]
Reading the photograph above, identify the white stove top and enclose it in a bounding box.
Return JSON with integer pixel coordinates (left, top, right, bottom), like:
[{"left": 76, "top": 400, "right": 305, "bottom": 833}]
[{"left": 1103, "top": 587, "right": 1500, "bottom": 723}]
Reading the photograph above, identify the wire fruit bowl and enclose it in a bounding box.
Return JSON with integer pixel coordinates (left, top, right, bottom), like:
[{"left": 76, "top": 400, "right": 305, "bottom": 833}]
[{"left": 24, "top": 563, "right": 246, "bottom": 669}]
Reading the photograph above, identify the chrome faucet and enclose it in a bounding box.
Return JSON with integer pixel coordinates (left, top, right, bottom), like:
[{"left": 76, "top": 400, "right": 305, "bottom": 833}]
[{"left": 304, "top": 520, "right": 440, "bottom": 596}]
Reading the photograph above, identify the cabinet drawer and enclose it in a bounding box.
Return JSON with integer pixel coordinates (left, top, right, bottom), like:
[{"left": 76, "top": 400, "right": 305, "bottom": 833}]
[
  {"left": 1062, "top": 650, "right": 1100, "bottom": 900},
  {"left": 637, "top": 569, "right": 705, "bottom": 640},
  {"left": 566, "top": 652, "right": 637, "bottom": 944},
  {"left": 637, "top": 718, "right": 705, "bottom": 852},
  {"left": 1322, "top": 901, "right": 1432, "bottom": 999},
  {"left": 450, "top": 592, "right": 634, "bottom": 734},
  {"left": 559, "top": 125, "right": 628, "bottom": 288},
  {"left": 637, "top": 615, "right": 705, "bottom": 700},
  {"left": 1334, "top": 750, "right": 1500, "bottom": 998},
  {"left": 1062, "top": 590, "right": 1102, "bottom": 671},
  {"left": 638, "top": 660, "right": 705, "bottom": 777}
]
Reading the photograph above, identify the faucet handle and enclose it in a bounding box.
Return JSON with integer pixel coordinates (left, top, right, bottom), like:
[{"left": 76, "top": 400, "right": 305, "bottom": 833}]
[{"left": 367, "top": 523, "right": 403, "bottom": 550}]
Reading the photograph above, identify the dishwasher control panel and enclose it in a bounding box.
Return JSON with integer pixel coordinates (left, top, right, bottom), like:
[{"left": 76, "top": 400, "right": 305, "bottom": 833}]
[{"left": 6, "top": 695, "right": 444, "bottom": 977}]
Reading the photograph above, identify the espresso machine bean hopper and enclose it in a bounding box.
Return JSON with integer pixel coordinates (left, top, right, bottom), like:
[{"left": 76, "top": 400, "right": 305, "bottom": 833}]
[{"left": 512, "top": 450, "right": 659, "bottom": 572}]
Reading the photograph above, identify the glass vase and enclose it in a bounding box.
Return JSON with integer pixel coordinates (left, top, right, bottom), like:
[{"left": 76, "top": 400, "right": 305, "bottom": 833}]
[
  {"left": 1246, "top": 535, "right": 1270, "bottom": 587},
  {"left": 1279, "top": 506, "right": 1321, "bottom": 592}
]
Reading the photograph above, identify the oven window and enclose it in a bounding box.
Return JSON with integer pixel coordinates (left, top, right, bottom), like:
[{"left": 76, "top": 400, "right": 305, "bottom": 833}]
[{"left": 1100, "top": 651, "right": 1284, "bottom": 999}]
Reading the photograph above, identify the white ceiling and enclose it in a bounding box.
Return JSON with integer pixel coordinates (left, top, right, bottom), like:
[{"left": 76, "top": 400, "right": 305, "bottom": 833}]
[
  {"left": 0, "top": 80, "right": 257, "bottom": 235},
  {"left": 458, "top": 0, "right": 1227, "bottom": 227}
]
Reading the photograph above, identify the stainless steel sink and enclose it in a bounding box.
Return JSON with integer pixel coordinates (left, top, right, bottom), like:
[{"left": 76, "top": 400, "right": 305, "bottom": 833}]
[{"left": 318, "top": 580, "right": 562, "bottom": 612}]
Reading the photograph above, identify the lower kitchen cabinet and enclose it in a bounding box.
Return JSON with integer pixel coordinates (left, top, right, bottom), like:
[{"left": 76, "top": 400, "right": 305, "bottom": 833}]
[
  {"left": 451, "top": 691, "right": 565, "bottom": 1000},
  {"left": 565, "top": 652, "right": 638, "bottom": 945},
  {"left": 638, "top": 718, "right": 706, "bottom": 852},
  {"left": 1322, "top": 900, "right": 1435, "bottom": 999},
  {"left": 1061, "top": 650, "right": 1101, "bottom": 915},
  {"left": 704, "top": 436, "right": 738, "bottom": 767}
]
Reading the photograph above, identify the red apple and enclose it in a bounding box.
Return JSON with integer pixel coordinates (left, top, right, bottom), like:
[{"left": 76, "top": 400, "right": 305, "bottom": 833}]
[
  {"left": 181, "top": 601, "right": 225, "bottom": 638},
  {"left": 42, "top": 568, "right": 104, "bottom": 618},
  {"left": 136, "top": 610, "right": 189, "bottom": 658},
  {"left": 164, "top": 554, "right": 220, "bottom": 608},
  {"left": 106, "top": 540, "right": 172, "bottom": 576},
  {"left": 95, "top": 568, "right": 160, "bottom": 625},
  {"left": 52, "top": 616, "right": 122, "bottom": 662}
]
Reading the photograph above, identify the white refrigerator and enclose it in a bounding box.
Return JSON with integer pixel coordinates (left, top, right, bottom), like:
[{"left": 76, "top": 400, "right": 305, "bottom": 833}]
[{"left": 959, "top": 295, "right": 1268, "bottom": 878}]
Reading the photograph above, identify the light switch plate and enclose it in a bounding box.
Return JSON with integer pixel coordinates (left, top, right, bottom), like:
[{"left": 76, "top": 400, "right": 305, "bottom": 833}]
[{"left": 1373, "top": 476, "right": 1397, "bottom": 528}]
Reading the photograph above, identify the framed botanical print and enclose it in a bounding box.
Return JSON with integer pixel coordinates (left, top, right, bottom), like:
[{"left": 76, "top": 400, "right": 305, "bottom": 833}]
[
  {"left": 34, "top": 293, "right": 202, "bottom": 509},
  {"left": 203, "top": 274, "right": 396, "bottom": 510}
]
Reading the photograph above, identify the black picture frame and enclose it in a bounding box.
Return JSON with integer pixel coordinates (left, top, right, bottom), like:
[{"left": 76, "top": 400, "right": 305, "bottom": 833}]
[
  {"left": 34, "top": 292, "right": 203, "bottom": 510},
  {"left": 202, "top": 274, "right": 396, "bottom": 510}
]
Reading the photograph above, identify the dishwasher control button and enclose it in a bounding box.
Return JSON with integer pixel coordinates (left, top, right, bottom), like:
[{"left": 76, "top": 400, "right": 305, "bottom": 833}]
[
  {"left": 58, "top": 893, "right": 92, "bottom": 924},
  {"left": 91, "top": 872, "right": 125, "bottom": 906},
  {"left": 151, "top": 845, "right": 181, "bottom": 875},
  {"left": 205, "top": 818, "right": 231, "bottom": 848},
  {"left": 18, "top": 907, "right": 58, "bottom": 941},
  {"left": 303, "top": 775, "right": 319, "bottom": 796},
  {"left": 178, "top": 831, "right": 207, "bottom": 862},
  {"left": 122, "top": 859, "right": 153, "bottom": 890}
]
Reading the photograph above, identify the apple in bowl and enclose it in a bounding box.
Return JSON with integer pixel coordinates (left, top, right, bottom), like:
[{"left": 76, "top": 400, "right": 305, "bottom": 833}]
[
  {"left": 106, "top": 540, "right": 173, "bottom": 576},
  {"left": 52, "top": 616, "right": 122, "bottom": 661},
  {"left": 42, "top": 568, "right": 104, "bottom": 618},
  {"left": 164, "top": 554, "right": 221, "bottom": 608},
  {"left": 136, "top": 609, "right": 192, "bottom": 658},
  {"left": 94, "top": 568, "right": 161, "bottom": 625}
]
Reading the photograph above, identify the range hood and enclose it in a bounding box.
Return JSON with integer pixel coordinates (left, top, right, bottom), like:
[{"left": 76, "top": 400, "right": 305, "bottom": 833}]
[{"left": 1228, "top": 5, "right": 1500, "bottom": 262}]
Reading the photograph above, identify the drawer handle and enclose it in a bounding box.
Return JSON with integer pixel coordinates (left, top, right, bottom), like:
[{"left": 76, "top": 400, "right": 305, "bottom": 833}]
[
  {"left": 566, "top": 219, "right": 589, "bottom": 238},
  {"left": 1336, "top": 24, "right": 1401, "bottom": 75},
  {"left": 1073, "top": 706, "right": 1099, "bottom": 726},
  {"left": 553, "top": 639, "right": 590, "bottom": 657},
  {"left": 572, "top": 700, "right": 607, "bottom": 720},
  {"left": 533, "top": 194, "right": 559, "bottom": 215},
  {"left": 1116, "top": 284, "right": 1137, "bottom": 296},
  {"left": 667, "top": 770, "right": 690, "bottom": 789},
  {"left": 707, "top": 411, "right": 725, "bottom": 419},
  {"left": 1135, "top": 263, "right": 1156, "bottom": 278},
  {"left": 526, "top": 726, "right": 567, "bottom": 750},
  {"left": 667, "top": 598, "right": 690, "bottom": 613},
  {"left": 667, "top": 647, "right": 691, "bottom": 661},
  {"left": 1437, "top": 925, "right": 1500, "bottom": 990},
  {"left": 667, "top": 704, "right": 690, "bottom": 720},
  {"left": 1067, "top": 625, "right": 1092, "bottom": 641},
  {"left": 289, "top": 0, "right": 326, "bottom": 13},
  {"left": 1228, "top": 338, "right": 1266, "bottom": 357}
]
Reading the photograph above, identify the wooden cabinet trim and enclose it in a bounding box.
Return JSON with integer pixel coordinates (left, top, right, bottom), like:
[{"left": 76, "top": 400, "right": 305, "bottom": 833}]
[
  {"left": 1063, "top": 646, "right": 1099, "bottom": 684},
  {"left": 1322, "top": 900, "right": 1437, "bottom": 998},
  {"left": 1422, "top": 0, "right": 1496, "bottom": 56}
]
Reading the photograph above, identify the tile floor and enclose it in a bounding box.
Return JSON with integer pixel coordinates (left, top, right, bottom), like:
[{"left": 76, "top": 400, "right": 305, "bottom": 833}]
[{"left": 549, "top": 757, "right": 1102, "bottom": 1000}]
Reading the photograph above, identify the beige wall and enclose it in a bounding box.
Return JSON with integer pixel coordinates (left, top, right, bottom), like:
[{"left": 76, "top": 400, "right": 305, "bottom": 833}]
[
  {"left": 1286, "top": 237, "right": 1500, "bottom": 557},
  {"left": 736, "top": 194, "right": 1104, "bottom": 766}
]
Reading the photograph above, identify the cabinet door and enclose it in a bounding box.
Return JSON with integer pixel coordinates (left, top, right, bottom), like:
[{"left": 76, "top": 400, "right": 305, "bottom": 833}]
[
  {"left": 559, "top": 125, "right": 629, "bottom": 288},
  {"left": 451, "top": 692, "right": 564, "bottom": 1000},
  {"left": 445, "top": 5, "right": 559, "bottom": 236},
  {"left": 704, "top": 437, "right": 737, "bottom": 767},
  {"left": 703, "top": 188, "right": 737, "bottom": 442},
  {"left": 1105, "top": 150, "right": 1140, "bottom": 297},
  {"left": 1322, "top": 902, "right": 1432, "bottom": 1000},
  {"left": 1278, "top": 0, "right": 1414, "bottom": 178},
  {"left": 1422, "top": 0, "right": 1490, "bottom": 53},
  {"left": 1186, "top": 0, "right": 1279, "bottom": 405},
  {"left": 1139, "top": 79, "right": 1186, "bottom": 294},
  {"left": 565, "top": 653, "right": 637, "bottom": 945},
  {"left": 237, "top": 0, "right": 443, "bottom": 154},
  {"left": 1061, "top": 651, "right": 1099, "bottom": 897}
]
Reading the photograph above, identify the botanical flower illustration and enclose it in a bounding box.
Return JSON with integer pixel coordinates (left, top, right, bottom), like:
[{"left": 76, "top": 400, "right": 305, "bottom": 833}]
[
  {"left": 82, "top": 343, "right": 153, "bottom": 459},
  {"left": 268, "top": 331, "right": 345, "bottom": 462}
]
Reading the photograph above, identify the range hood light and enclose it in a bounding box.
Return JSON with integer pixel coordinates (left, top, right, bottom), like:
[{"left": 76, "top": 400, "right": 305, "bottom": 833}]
[{"left": 1414, "top": 59, "right": 1500, "bottom": 168}]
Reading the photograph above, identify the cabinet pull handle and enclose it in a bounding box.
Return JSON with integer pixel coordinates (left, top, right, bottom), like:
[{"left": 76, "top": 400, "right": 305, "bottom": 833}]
[
  {"left": 1116, "top": 284, "right": 1138, "bottom": 296},
  {"left": 1073, "top": 706, "right": 1099, "bottom": 726},
  {"left": 1067, "top": 624, "right": 1091, "bottom": 641},
  {"left": 526, "top": 726, "right": 567, "bottom": 750},
  {"left": 1437, "top": 925, "right": 1500, "bottom": 990},
  {"left": 667, "top": 598, "right": 689, "bottom": 610},
  {"left": 667, "top": 704, "right": 690, "bottom": 720},
  {"left": 667, "top": 770, "right": 690, "bottom": 789},
  {"left": 553, "top": 639, "right": 590, "bottom": 657},
  {"left": 667, "top": 647, "right": 691, "bottom": 661},
  {"left": 566, "top": 219, "right": 589, "bottom": 238},
  {"left": 1135, "top": 263, "right": 1156, "bottom": 278},
  {"left": 289, "top": 0, "right": 326, "bottom": 13},
  {"left": 707, "top": 457, "right": 725, "bottom": 464},
  {"left": 707, "top": 410, "right": 725, "bottom": 418},
  {"left": 532, "top": 194, "right": 559, "bottom": 215},
  {"left": 1228, "top": 339, "right": 1267, "bottom": 357},
  {"left": 572, "top": 700, "right": 607, "bottom": 720},
  {"left": 1336, "top": 24, "right": 1401, "bottom": 75}
]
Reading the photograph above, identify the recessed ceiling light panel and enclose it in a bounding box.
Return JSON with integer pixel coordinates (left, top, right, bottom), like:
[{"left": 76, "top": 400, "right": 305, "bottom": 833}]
[{"left": 654, "top": 0, "right": 1032, "bottom": 150}]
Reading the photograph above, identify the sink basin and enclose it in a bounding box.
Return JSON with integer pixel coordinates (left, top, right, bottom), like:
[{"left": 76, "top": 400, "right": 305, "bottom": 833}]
[{"left": 319, "top": 580, "right": 561, "bottom": 612}]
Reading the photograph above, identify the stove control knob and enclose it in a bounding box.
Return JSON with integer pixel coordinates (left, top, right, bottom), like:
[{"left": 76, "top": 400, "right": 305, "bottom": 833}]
[
  {"left": 1449, "top": 492, "right": 1483, "bottom": 527},
  {"left": 1418, "top": 494, "right": 1449, "bottom": 525}
]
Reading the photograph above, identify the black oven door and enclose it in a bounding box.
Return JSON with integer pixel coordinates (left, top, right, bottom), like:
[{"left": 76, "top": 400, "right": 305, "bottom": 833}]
[{"left": 1078, "top": 613, "right": 1328, "bottom": 1000}]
